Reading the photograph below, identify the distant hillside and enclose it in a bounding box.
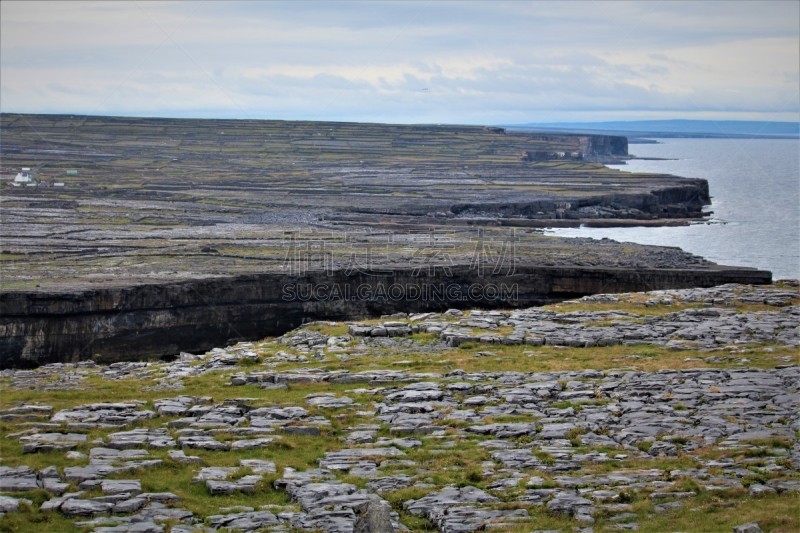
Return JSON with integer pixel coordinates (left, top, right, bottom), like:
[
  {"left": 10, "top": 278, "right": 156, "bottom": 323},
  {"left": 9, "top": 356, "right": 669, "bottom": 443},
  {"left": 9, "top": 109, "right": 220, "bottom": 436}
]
[{"left": 507, "top": 120, "right": 800, "bottom": 139}]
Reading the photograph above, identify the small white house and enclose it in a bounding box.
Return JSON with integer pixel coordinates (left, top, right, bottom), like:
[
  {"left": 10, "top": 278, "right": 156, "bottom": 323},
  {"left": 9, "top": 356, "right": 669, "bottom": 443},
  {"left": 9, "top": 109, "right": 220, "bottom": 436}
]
[{"left": 13, "top": 168, "right": 37, "bottom": 187}]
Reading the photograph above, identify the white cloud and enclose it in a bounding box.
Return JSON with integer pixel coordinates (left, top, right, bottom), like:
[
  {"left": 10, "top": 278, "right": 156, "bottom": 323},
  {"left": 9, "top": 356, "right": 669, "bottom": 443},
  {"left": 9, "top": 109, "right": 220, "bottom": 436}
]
[{"left": 1, "top": 0, "right": 798, "bottom": 123}]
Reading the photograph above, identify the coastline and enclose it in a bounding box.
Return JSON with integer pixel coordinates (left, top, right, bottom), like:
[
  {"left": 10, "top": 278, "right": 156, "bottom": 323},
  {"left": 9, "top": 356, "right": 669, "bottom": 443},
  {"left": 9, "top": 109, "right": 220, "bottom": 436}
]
[
  {"left": 0, "top": 114, "right": 772, "bottom": 367},
  {"left": 547, "top": 137, "right": 800, "bottom": 279}
]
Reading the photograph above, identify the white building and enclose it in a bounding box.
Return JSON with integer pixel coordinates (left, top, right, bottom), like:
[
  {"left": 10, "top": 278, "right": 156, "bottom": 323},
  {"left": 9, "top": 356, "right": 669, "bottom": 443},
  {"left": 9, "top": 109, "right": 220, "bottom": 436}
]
[{"left": 13, "top": 168, "right": 37, "bottom": 187}]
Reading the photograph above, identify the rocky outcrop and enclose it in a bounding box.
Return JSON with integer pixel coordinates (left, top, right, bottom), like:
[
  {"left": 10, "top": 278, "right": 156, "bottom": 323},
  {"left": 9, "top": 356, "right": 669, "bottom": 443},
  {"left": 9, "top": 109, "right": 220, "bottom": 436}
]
[
  {"left": 583, "top": 134, "right": 628, "bottom": 157},
  {"left": 450, "top": 183, "right": 710, "bottom": 220}
]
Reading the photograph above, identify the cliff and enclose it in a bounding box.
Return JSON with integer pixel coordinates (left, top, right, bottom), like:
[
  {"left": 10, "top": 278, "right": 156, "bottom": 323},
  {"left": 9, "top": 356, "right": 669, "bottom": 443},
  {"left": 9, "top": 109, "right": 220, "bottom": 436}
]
[{"left": 1, "top": 264, "right": 770, "bottom": 368}]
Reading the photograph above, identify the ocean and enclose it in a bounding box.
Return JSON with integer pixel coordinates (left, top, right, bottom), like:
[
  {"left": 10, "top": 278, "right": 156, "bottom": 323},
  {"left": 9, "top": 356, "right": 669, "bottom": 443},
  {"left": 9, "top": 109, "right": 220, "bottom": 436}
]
[{"left": 546, "top": 138, "right": 800, "bottom": 279}]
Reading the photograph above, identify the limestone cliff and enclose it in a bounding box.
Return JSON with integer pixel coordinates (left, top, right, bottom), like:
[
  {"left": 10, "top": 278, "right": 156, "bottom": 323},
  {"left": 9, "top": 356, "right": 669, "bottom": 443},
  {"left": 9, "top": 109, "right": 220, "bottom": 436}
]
[{"left": 1, "top": 265, "right": 770, "bottom": 368}]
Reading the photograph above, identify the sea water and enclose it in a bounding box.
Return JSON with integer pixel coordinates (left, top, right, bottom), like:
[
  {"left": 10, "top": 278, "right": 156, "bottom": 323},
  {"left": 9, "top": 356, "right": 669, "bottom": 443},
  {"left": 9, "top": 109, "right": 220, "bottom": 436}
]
[{"left": 546, "top": 138, "right": 800, "bottom": 279}]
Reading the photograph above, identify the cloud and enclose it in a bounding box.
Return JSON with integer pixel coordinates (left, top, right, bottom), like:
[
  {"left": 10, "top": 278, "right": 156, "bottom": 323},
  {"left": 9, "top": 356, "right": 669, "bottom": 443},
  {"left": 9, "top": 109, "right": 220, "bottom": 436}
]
[{"left": 1, "top": 0, "right": 798, "bottom": 123}]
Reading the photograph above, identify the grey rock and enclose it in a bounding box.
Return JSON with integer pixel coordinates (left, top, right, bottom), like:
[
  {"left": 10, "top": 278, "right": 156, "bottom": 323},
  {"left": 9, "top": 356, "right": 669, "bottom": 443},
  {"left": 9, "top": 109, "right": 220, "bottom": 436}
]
[
  {"left": 366, "top": 475, "right": 413, "bottom": 494},
  {"left": 153, "top": 395, "right": 212, "bottom": 416},
  {"left": 748, "top": 483, "right": 777, "bottom": 497},
  {"left": 106, "top": 428, "right": 175, "bottom": 449},
  {"left": 60, "top": 498, "right": 114, "bottom": 516},
  {"left": 177, "top": 435, "right": 230, "bottom": 451},
  {"left": 192, "top": 467, "right": 237, "bottom": 483},
  {"left": 546, "top": 492, "right": 593, "bottom": 516},
  {"left": 0, "top": 466, "right": 39, "bottom": 492},
  {"left": 40, "top": 491, "right": 85, "bottom": 512},
  {"left": 90, "top": 447, "right": 150, "bottom": 460},
  {"left": 344, "top": 430, "right": 378, "bottom": 444},
  {"left": 649, "top": 491, "right": 697, "bottom": 500},
  {"left": 732, "top": 523, "right": 763, "bottom": 533},
  {"left": 230, "top": 437, "right": 274, "bottom": 450},
  {"left": 136, "top": 492, "right": 180, "bottom": 504},
  {"left": 648, "top": 441, "right": 678, "bottom": 456},
  {"left": 239, "top": 459, "right": 276, "bottom": 474},
  {"left": 539, "top": 422, "right": 578, "bottom": 439},
  {"left": 207, "top": 510, "right": 279, "bottom": 530},
  {"left": 0, "top": 495, "right": 30, "bottom": 512},
  {"left": 113, "top": 497, "right": 147, "bottom": 513},
  {"left": 405, "top": 485, "right": 498, "bottom": 516},
  {"left": 307, "top": 394, "right": 356, "bottom": 408},
  {"left": 63, "top": 464, "right": 119, "bottom": 483},
  {"left": 353, "top": 496, "right": 394, "bottom": 533},
  {"left": 167, "top": 449, "right": 203, "bottom": 464},
  {"left": 169, "top": 527, "right": 213, "bottom": 533},
  {"left": 101, "top": 479, "right": 142, "bottom": 495},
  {"left": 466, "top": 423, "right": 538, "bottom": 438},
  {"left": 281, "top": 425, "right": 323, "bottom": 436},
  {"left": 41, "top": 477, "right": 70, "bottom": 495},
  {"left": 93, "top": 522, "right": 164, "bottom": 533},
  {"left": 50, "top": 402, "right": 155, "bottom": 428},
  {"left": 207, "top": 480, "right": 252, "bottom": 495},
  {"left": 0, "top": 404, "right": 53, "bottom": 422},
  {"left": 431, "top": 505, "right": 528, "bottom": 532},
  {"left": 19, "top": 432, "right": 87, "bottom": 453},
  {"left": 276, "top": 467, "right": 402, "bottom": 532}
]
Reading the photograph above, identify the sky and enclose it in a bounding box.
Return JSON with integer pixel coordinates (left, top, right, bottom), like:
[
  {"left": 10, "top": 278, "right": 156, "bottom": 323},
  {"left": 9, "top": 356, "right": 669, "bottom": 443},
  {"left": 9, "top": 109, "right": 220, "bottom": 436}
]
[{"left": 1, "top": 0, "right": 799, "bottom": 124}]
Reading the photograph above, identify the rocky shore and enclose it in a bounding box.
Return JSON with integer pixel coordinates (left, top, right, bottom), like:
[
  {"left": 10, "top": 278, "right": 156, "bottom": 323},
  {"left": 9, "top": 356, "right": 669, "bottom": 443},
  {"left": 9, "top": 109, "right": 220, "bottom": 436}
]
[{"left": 1, "top": 283, "right": 797, "bottom": 532}]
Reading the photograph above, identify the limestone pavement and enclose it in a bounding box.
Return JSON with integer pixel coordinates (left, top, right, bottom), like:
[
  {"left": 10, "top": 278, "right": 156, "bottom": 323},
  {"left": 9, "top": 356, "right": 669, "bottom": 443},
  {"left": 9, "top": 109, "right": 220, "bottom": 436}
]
[{"left": 1, "top": 283, "right": 798, "bottom": 532}]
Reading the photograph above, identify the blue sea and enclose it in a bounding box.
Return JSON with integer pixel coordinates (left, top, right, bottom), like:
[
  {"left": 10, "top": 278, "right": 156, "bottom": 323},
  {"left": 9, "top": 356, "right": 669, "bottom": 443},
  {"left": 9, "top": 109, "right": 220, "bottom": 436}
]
[{"left": 547, "top": 138, "right": 800, "bottom": 279}]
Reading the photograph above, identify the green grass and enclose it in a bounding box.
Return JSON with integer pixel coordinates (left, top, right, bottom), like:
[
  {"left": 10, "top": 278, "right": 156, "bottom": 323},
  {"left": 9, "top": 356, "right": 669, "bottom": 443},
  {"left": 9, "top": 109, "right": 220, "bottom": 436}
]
[
  {"left": 633, "top": 491, "right": 799, "bottom": 533},
  {"left": 0, "top": 502, "right": 89, "bottom": 533},
  {"left": 261, "top": 336, "right": 794, "bottom": 377}
]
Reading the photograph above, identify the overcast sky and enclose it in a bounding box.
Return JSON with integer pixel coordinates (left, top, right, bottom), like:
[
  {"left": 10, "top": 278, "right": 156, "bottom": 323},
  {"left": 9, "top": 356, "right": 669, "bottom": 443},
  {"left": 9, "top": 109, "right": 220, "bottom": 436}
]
[{"left": 2, "top": 0, "right": 798, "bottom": 124}]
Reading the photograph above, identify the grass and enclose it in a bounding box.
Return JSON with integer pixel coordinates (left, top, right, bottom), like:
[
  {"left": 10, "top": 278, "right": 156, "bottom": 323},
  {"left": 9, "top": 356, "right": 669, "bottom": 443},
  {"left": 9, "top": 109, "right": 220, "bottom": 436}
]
[
  {"left": 299, "top": 322, "right": 351, "bottom": 337},
  {"left": 0, "top": 502, "right": 89, "bottom": 533},
  {"left": 260, "top": 338, "right": 794, "bottom": 377},
  {"left": 633, "top": 491, "right": 799, "bottom": 533},
  {"left": 579, "top": 455, "right": 699, "bottom": 476},
  {"left": 741, "top": 437, "right": 794, "bottom": 449},
  {"left": 366, "top": 342, "right": 794, "bottom": 375},
  {"left": 382, "top": 486, "right": 438, "bottom": 531},
  {"left": 566, "top": 427, "right": 587, "bottom": 447},
  {"left": 128, "top": 444, "right": 306, "bottom": 517},
  {"left": 399, "top": 438, "right": 492, "bottom": 488}
]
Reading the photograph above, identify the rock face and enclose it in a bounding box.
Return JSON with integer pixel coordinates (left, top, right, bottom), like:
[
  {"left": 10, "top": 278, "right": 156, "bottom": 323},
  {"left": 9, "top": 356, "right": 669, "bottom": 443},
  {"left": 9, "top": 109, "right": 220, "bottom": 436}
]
[
  {"left": 584, "top": 134, "right": 628, "bottom": 157},
  {"left": 0, "top": 265, "right": 770, "bottom": 368}
]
